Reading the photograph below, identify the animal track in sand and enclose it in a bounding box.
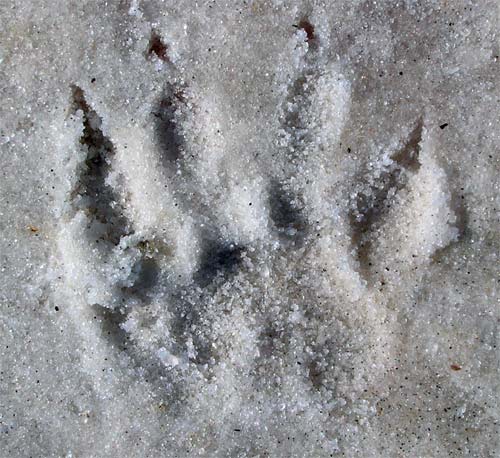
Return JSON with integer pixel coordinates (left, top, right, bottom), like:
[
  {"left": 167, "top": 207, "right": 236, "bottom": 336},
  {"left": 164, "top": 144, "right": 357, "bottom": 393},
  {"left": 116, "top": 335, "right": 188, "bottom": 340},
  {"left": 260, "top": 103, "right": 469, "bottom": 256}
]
[{"left": 56, "top": 20, "right": 461, "bottom": 455}]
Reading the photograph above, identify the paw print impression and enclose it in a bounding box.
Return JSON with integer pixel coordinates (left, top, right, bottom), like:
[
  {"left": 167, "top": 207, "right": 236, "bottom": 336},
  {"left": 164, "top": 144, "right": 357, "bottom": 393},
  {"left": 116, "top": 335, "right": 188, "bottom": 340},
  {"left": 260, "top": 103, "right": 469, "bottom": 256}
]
[{"left": 55, "top": 18, "right": 462, "bottom": 456}]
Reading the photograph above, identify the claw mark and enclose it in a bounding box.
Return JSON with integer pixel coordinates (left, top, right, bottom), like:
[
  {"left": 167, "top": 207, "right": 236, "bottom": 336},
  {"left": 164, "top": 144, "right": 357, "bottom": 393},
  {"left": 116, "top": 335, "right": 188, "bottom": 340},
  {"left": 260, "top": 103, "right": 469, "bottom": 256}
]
[
  {"left": 70, "top": 85, "right": 129, "bottom": 246},
  {"left": 146, "top": 30, "right": 169, "bottom": 62},
  {"left": 294, "top": 18, "right": 316, "bottom": 44},
  {"left": 350, "top": 120, "right": 423, "bottom": 278}
]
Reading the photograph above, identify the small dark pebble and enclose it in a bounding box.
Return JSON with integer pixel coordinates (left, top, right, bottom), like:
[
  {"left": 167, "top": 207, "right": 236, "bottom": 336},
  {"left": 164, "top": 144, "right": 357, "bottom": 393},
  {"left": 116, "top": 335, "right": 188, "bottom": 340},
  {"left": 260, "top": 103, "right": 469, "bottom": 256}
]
[{"left": 440, "top": 123, "right": 448, "bottom": 129}]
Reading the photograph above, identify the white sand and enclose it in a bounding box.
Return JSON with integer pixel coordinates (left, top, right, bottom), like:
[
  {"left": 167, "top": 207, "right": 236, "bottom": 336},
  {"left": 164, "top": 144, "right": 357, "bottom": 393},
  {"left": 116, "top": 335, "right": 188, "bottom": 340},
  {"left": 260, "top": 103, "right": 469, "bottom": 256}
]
[{"left": 0, "top": 1, "right": 499, "bottom": 456}]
